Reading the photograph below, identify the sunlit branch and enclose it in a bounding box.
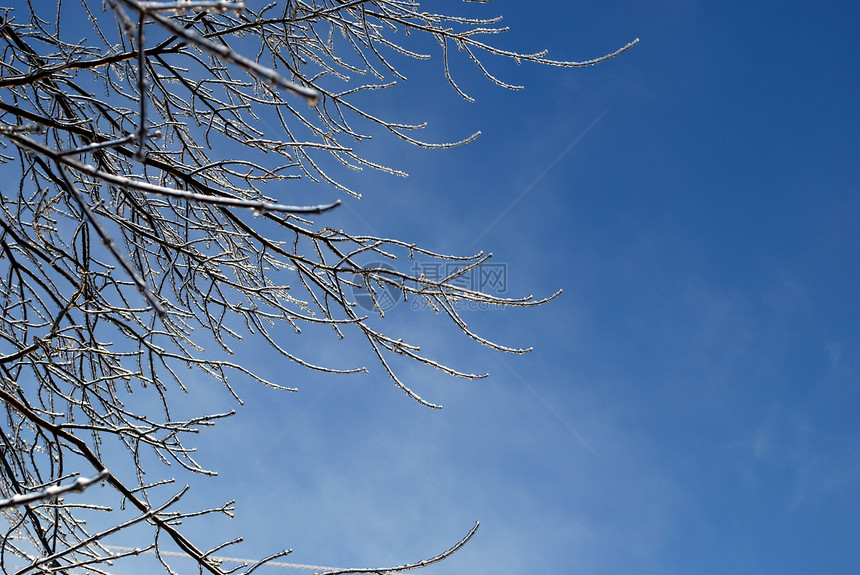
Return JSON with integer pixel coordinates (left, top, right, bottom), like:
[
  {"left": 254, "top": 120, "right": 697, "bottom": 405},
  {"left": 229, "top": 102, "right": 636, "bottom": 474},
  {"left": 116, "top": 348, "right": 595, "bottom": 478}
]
[
  {"left": 0, "top": 471, "right": 109, "bottom": 511},
  {"left": 318, "top": 522, "right": 480, "bottom": 575},
  {"left": 0, "top": 2, "right": 633, "bottom": 575}
]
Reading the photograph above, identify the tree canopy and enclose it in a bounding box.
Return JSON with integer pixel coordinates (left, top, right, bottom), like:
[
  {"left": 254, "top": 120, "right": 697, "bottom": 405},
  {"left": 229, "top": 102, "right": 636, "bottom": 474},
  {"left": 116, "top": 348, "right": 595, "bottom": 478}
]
[{"left": 0, "top": 2, "right": 635, "bottom": 574}]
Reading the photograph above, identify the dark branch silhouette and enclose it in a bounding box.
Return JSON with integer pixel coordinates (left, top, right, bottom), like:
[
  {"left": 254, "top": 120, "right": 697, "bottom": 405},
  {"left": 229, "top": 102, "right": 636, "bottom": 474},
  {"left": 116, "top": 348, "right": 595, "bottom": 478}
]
[{"left": 0, "top": 2, "right": 635, "bottom": 574}]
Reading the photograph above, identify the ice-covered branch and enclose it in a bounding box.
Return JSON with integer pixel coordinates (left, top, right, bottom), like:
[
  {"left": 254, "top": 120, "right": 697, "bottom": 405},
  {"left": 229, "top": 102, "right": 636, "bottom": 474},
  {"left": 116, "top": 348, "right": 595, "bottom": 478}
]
[
  {"left": 318, "top": 522, "right": 480, "bottom": 575},
  {"left": 0, "top": 471, "right": 109, "bottom": 510},
  {"left": 0, "top": 2, "right": 633, "bottom": 574}
]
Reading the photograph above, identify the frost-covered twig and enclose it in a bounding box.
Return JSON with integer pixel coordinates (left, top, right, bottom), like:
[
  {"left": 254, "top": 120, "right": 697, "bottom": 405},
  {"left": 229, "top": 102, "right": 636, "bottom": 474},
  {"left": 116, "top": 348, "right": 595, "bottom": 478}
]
[
  {"left": 319, "top": 522, "right": 480, "bottom": 575},
  {"left": 0, "top": 2, "right": 633, "bottom": 575},
  {"left": 0, "top": 471, "right": 109, "bottom": 510}
]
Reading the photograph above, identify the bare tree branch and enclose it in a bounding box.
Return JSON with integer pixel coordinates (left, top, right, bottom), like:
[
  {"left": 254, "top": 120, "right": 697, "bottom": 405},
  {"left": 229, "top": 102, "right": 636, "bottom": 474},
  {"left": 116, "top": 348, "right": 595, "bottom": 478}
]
[
  {"left": 0, "top": 471, "right": 109, "bottom": 511},
  {"left": 0, "top": 2, "right": 634, "bottom": 574}
]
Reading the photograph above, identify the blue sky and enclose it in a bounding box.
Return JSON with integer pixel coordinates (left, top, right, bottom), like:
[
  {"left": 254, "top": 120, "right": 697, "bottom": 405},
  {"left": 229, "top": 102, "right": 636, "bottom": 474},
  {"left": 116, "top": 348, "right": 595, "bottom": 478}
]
[{"left": 77, "top": 2, "right": 858, "bottom": 574}]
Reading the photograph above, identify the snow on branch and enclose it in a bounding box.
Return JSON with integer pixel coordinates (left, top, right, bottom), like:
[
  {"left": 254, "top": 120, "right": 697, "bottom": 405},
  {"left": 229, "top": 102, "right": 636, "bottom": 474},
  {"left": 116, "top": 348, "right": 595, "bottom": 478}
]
[{"left": 0, "top": 471, "right": 110, "bottom": 510}]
